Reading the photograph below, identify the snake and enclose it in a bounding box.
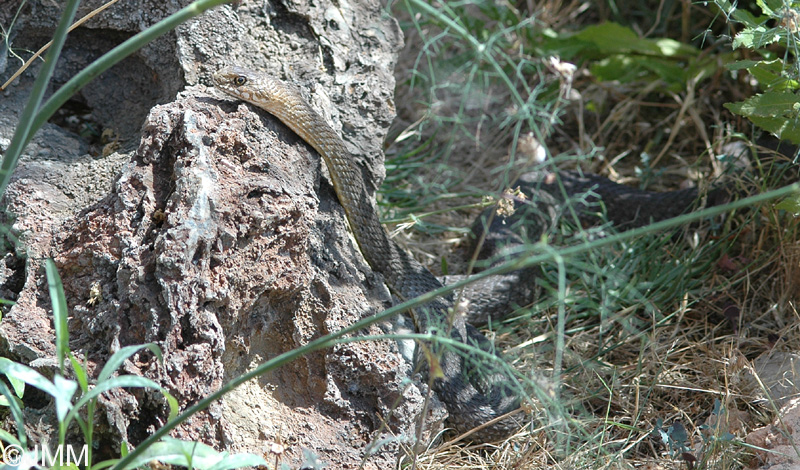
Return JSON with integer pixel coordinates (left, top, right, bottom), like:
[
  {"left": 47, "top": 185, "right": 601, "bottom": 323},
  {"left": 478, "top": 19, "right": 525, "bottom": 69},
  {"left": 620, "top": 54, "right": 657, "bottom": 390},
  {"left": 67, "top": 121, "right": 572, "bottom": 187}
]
[{"left": 211, "top": 66, "right": 732, "bottom": 441}]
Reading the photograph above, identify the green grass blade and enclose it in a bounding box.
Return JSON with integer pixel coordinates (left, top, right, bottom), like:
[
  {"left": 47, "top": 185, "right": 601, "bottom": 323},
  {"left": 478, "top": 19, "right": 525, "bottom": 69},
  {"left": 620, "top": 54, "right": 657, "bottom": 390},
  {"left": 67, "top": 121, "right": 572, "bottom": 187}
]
[
  {"left": 97, "top": 343, "right": 163, "bottom": 383},
  {"left": 0, "top": 428, "right": 23, "bottom": 448},
  {"left": 403, "top": 0, "right": 527, "bottom": 114},
  {"left": 0, "top": 0, "right": 81, "bottom": 199},
  {"left": 65, "top": 375, "right": 166, "bottom": 428},
  {"left": 0, "top": 358, "right": 77, "bottom": 424},
  {"left": 91, "top": 459, "right": 122, "bottom": 470},
  {"left": 0, "top": 380, "right": 27, "bottom": 447},
  {"left": 45, "top": 259, "right": 69, "bottom": 373},
  {"left": 54, "top": 374, "right": 80, "bottom": 442},
  {"left": 68, "top": 352, "right": 89, "bottom": 393},
  {"left": 116, "top": 438, "right": 267, "bottom": 470}
]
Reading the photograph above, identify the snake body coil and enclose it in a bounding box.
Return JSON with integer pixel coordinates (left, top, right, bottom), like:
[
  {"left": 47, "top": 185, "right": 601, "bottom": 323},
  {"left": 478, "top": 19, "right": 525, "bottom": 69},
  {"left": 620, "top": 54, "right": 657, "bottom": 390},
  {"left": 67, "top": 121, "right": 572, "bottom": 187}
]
[{"left": 213, "top": 66, "right": 522, "bottom": 440}]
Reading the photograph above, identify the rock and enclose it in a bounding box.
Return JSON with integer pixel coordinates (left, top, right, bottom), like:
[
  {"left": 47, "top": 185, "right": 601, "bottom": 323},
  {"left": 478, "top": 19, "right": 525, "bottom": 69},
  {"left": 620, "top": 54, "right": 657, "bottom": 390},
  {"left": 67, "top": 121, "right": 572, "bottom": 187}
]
[
  {"left": 746, "top": 398, "right": 800, "bottom": 469},
  {"left": 750, "top": 351, "right": 800, "bottom": 407},
  {"left": 0, "top": 0, "right": 431, "bottom": 467}
]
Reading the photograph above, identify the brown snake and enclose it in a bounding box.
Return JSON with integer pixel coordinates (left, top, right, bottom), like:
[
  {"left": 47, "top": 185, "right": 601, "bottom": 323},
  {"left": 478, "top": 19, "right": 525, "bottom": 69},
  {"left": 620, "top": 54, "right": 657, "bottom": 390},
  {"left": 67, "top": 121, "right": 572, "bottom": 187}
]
[
  {"left": 211, "top": 66, "right": 733, "bottom": 441},
  {"left": 212, "top": 66, "right": 524, "bottom": 440}
]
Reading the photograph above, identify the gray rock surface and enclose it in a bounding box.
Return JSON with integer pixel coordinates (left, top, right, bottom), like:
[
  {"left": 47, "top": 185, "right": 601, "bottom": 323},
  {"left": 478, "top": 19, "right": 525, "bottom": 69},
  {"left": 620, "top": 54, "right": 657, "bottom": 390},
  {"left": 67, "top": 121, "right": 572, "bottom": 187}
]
[{"left": 0, "top": 0, "right": 431, "bottom": 467}]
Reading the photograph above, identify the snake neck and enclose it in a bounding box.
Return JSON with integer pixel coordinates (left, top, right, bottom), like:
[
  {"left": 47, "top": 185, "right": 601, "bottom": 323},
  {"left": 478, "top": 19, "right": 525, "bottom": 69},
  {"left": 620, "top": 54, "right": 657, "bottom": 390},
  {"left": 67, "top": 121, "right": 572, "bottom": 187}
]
[{"left": 270, "top": 100, "right": 451, "bottom": 309}]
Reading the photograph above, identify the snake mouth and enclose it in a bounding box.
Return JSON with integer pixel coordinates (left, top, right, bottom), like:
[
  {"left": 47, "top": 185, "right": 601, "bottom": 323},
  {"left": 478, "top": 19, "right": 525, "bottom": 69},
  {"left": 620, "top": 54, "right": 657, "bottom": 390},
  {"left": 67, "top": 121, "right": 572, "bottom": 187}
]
[{"left": 211, "top": 68, "right": 238, "bottom": 96}]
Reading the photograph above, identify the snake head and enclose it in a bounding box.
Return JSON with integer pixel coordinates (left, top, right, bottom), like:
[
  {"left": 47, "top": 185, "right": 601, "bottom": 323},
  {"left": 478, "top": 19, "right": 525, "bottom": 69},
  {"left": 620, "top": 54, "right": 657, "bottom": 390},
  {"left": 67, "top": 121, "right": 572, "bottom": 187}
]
[
  {"left": 212, "top": 66, "right": 308, "bottom": 118},
  {"left": 212, "top": 66, "right": 257, "bottom": 98},
  {"left": 210, "top": 65, "right": 347, "bottom": 178}
]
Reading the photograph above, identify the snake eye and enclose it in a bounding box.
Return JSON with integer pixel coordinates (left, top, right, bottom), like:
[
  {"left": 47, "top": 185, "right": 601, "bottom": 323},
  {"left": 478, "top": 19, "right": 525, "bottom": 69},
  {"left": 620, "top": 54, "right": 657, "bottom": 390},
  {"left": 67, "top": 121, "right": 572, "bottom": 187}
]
[{"left": 234, "top": 75, "right": 247, "bottom": 86}]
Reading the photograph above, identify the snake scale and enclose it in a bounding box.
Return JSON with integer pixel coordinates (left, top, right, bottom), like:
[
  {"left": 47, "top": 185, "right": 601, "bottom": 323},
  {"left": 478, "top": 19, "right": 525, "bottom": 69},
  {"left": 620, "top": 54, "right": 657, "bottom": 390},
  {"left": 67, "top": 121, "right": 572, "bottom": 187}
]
[{"left": 212, "top": 66, "right": 731, "bottom": 441}]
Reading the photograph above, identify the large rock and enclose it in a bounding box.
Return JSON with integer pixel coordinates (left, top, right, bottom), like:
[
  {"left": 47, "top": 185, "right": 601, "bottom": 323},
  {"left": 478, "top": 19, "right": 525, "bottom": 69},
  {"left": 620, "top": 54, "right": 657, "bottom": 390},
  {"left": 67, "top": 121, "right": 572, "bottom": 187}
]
[{"left": 0, "top": 0, "right": 432, "bottom": 467}]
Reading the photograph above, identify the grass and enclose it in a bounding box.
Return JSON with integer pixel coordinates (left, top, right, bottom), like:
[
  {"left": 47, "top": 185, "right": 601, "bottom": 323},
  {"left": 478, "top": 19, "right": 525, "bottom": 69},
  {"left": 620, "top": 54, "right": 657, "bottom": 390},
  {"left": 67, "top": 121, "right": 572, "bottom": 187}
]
[{"left": 382, "top": 0, "right": 800, "bottom": 468}]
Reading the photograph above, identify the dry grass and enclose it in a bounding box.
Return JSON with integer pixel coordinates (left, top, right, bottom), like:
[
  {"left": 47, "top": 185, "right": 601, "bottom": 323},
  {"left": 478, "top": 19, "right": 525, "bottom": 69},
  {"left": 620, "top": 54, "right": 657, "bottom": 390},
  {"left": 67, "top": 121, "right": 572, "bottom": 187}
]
[{"left": 384, "top": 1, "right": 800, "bottom": 468}]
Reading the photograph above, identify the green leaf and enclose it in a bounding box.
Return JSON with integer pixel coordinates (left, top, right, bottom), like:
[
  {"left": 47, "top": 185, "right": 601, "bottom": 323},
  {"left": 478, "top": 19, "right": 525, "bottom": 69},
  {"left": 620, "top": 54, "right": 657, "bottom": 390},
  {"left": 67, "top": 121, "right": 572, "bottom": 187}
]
[
  {"left": 733, "top": 26, "right": 786, "bottom": 49},
  {"left": 574, "top": 21, "right": 638, "bottom": 54},
  {"left": 751, "top": 114, "right": 800, "bottom": 143},
  {"left": 69, "top": 352, "right": 89, "bottom": 393},
  {"left": 668, "top": 421, "right": 688, "bottom": 445},
  {"left": 714, "top": 0, "right": 761, "bottom": 26},
  {"left": 725, "top": 91, "right": 800, "bottom": 142},
  {"left": 92, "top": 460, "right": 119, "bottom": 470},
  {"left": 590, "top": 55, "right": 645, "bottom": 82},
  {"left": 651, "top": 37, "right": 693, "bottom": 56},
  {"left": 0, "top": 358, "right": 76, "bottom": 422},
  {"left": 756, "top": 0, "right": 780, "bottom": 16},
  {"left": 0, "top": 380, "right": 27, "bottom": 447},
  {"left": 115, "top": 438, "right": 268, "bottom": 470},
  {"left": 725, "top": 92, "right": 800, "bottom": 117},
  {"left": 52, "top": 374, "right": 79, "bottom": 422},
  {"left": 574, "top": 22, "right": 698, "bottom": 57},
  {"left": 733, "top": 9, "right": 762, "bottom": 26},
  {"left": 0, "top": 428, "right": 23, "bottom": 448},
  {"left": 536, "top": 28, "right": 587, "bottom": 59},
  {"left": 66, "top": 375, "right": 164, "bottom": 425},
  {"left": 1, "top": 372, "right": 27, "bottom": 403},
  {"left": 744, "top": 59, "right": 800, "bottom": 92},
  {"left": 590, "top": 55, "right": 688, "bottom": 90},
  {"left": 537, "top": 22, "right": 698, "bottom": 63},
  {"left": 165, "top": 390, "right": 180, "bottom": 421},
  {"left": 45, "top": 259, "right": 69, "bottom": 372},
  {"left": 539, "top": 22, "right": 703, "bottom": 90},
  {"left": 639, "top": 57, "right": 690, "bottom": 88},
  {"left": 206, "top": 454, "right": 272, "bottom": 470},
  {"left": 97, "top": 343, "right": 163, "bottom": 383},
  {"left": 726, "top": 59, "right": 763, "bottom": 71},
  {"left": 776, "top": 193, "right": 800, "bottom": 214}
]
